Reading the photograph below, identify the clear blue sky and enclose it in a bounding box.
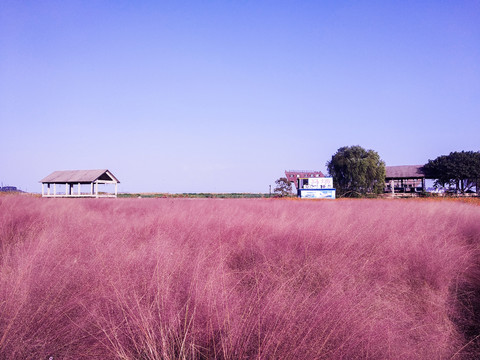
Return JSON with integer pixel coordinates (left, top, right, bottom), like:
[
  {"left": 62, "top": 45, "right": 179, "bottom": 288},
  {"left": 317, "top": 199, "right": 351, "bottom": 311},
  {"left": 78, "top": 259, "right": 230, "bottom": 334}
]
[{"left": 1, "top": 1, "right": 479, "bottom": 193}]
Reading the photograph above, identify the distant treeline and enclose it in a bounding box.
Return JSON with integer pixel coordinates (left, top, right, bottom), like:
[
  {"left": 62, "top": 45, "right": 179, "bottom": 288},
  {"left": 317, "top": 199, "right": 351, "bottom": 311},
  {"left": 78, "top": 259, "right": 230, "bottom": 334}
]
[{"left": 118, "top": 193, "right": 276, "bottom": 199}]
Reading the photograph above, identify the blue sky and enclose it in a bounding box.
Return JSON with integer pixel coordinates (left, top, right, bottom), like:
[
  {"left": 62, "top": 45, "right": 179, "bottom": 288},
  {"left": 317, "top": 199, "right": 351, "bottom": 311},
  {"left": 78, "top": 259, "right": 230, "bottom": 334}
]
[{"left": 1, "top": 1, "right": 479, "bottom": 193}]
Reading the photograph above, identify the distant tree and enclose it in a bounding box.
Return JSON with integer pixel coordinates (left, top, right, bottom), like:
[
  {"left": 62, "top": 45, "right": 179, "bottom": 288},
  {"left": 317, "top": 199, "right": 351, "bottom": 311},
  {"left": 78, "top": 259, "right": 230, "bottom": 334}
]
[
  {"left": 326, "top": 145, "right": 386, "bottom": 197},
  {"left": 274, "top": 177, "right": 293, "bottom": 197},
  {"left": 422, "top": 151, "right": 480, "bottom": 193}
]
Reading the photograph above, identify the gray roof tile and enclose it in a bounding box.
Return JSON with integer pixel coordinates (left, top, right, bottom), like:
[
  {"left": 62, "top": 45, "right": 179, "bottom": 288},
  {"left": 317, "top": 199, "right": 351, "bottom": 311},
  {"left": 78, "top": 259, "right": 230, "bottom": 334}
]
[
  {"left": 40, "top": 169, "right": 119, "bottom": 183},
  {"left": 385, "top": 165, "right": 424, "bottom": 179}
]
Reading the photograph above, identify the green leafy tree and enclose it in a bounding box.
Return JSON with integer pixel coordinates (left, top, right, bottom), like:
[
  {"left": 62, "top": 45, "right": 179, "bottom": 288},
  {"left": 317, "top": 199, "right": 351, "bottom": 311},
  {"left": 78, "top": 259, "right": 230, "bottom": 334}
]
[
  {"left": 326, "top": 145, "right": 386, "bottom": 197},
  {"left": 274, "top": 177, "right": 293, "bottom": 197},
  {"left": 422, "top": 151, "right": 480, "bottom": 193}
]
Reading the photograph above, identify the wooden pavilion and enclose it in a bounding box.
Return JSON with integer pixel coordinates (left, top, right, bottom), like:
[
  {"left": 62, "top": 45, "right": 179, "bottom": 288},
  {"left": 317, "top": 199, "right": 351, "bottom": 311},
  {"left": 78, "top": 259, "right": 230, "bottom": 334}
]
[
  {"left": 385, "top": 165, "right": 425, "bottom": 194},
  {"left": 40, "top": 169, "right": 120, "bottom": 198}
]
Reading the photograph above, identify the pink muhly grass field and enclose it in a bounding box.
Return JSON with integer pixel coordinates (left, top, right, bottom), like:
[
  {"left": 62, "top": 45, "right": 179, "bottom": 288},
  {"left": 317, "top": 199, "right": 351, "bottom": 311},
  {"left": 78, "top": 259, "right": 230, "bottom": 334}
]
[{"left": 1, "top": 196, "right": 480, "bottom": 359}]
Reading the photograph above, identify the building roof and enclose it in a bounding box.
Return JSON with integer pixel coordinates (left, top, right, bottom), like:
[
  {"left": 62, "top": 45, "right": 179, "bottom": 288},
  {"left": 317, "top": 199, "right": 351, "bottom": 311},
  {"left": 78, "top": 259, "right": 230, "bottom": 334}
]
[
  {"left": 40, "top": 169, "right": 120, "bottom": 183},
  {"left": 285, "top": 170, "right": 325, "bottom": 188},
  {"left": 385, "top": 165, "right": 424, "bottom": 179},
  {"left": 285, "top": 170, "right": 325, "bottom": 177}
]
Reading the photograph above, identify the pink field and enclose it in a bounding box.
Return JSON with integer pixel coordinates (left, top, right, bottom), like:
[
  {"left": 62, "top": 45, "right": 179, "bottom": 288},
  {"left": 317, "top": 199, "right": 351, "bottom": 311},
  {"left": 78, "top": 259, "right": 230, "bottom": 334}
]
[{"left": 1, "top": 196, "right": 480, "bottom": 359}]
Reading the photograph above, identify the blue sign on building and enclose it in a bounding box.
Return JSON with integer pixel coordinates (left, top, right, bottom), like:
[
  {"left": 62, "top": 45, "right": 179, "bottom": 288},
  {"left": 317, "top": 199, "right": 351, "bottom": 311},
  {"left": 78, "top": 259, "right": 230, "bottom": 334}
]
[{"left": 298, "top": 188, "right": 336, "bottom": 199}]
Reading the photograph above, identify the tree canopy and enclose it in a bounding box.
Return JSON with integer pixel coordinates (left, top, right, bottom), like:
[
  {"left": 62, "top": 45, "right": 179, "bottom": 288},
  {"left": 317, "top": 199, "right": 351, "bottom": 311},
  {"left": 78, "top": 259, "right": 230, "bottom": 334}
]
[
  {"left": 326, "top": 145, "right": 386, "bottom": 197},
  {"left": 273, "top": 177, "right": 293, "bottom": 197},
  {"left": 422, "top": 151, "right": 480, "bottom": 193}
]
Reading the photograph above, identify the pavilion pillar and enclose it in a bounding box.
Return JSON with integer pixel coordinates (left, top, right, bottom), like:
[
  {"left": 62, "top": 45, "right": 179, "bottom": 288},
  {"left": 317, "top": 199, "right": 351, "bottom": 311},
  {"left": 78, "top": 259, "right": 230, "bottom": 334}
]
[
  {"left": 53, "top": 183, "right": 56, "bottom": 196},
  {"left": 390, "top": 180, "right": 394, "bottom": 196},
  {"left": 95, "top": 181, "right": 98, "bottom": 198},
  {"left": 115, "top": 182, "right": 118, "bottom": 197},
  {"left": 91, "top": 183, "right": 94, "bottom": 196}
]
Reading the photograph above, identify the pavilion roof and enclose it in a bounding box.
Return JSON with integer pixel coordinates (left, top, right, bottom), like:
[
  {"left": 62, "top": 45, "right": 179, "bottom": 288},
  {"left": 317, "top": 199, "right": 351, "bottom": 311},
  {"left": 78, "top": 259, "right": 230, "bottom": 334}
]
[
  {"left": 40, "top": 169, "right": 120, "bottom": 183},
  {"left": 385, "top": 165, "right": 424, "bottom": 179}
]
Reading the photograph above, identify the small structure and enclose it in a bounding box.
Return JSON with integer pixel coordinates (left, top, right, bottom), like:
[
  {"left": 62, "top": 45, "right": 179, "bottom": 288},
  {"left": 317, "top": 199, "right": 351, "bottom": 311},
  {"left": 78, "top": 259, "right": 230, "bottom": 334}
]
[
  {"left": 297, "top": 177, "right": 336, "bottom": 199},
  {"left": 0, "top": 186, "right": 19, "bottom": 192},
  {"left": 385, "top": 165, "right": 425, "bottom": 195},
  {"left": 285, "top": 170, "right": 325, "bottom": 189},
  {"left": 40, "top": 169, "right": 120, "bottom": 198}
]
